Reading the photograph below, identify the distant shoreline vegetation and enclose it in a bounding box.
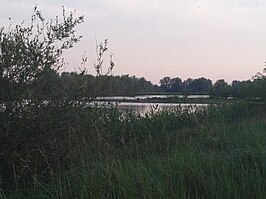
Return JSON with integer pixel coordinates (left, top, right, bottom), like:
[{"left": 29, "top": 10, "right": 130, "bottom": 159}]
[
  {"left": 2, "top": 7, "right": 266, "bottom": 198},
  {"left": 3, "top": 72, "right": 264, "bottom": 102}
]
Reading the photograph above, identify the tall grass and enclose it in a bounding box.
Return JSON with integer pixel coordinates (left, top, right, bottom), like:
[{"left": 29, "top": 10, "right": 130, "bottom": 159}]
[{"left": 1, "top": 102, "right": 266, "bottom": 198}]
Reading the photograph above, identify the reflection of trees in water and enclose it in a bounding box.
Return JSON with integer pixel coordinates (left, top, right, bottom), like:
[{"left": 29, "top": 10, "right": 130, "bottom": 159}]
[{"left": 117, "top": 103, "right": 207, "bottom": 116}]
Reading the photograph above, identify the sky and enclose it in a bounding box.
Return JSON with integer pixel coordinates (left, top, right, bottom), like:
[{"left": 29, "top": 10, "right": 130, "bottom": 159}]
[{"left": 1, "top": 0, "right": 266, "bottom": 84}]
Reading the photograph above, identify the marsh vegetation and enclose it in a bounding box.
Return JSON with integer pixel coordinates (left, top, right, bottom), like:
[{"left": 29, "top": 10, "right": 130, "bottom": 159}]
[
  {"left": 2, "top": 7, "right": 266, "bottom": 198},
  {"left": 2, "top": 102, "right": 266, "bottom": 198}
]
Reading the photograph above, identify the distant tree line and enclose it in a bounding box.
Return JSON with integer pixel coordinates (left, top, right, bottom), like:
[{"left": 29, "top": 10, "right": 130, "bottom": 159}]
[
  {"left": 2, "top": 7, "right": 266, "bottom": 192},
  {"left": 3, "top": 65, "right": 266, "bottom": 100},
  {"left": 30, "top": 72, "right": 155, "bottom": 99},
  {"left": 210, "top": 76, "right": 266, "bottom": 99},
  {"left": 1, "top": 6, "right": 266, "bottom": 102},
  {"left": 13, "top": 71, "right": 266, "bottom": 100},
  {"left": 159, "top": 75, "right": 266, "bottom": 100},
  {"left": 159, "top": 77, "right": 212, "bottom": 95}
]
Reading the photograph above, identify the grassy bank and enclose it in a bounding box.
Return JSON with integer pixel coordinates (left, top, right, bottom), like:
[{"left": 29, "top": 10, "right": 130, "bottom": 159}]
[{"left": 1, "top": 102, "right": 266, "bottom": 198}]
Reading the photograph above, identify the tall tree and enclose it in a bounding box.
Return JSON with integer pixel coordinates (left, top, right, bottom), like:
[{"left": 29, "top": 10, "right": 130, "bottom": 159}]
[
  {"left": 160, "top": 76, "right": 172, "bottom": 92},
  {"left": 189, "top": 77, "right": 212, "bottom": 94},
  {"left": 211, "top": 79, "right": 230, "bottom": 97},
  {"left": 170, "top": 77, "right": 182, "bottom": 93},
  {"left": 0, "top": 6, "right": 84, "bottom": 101}
]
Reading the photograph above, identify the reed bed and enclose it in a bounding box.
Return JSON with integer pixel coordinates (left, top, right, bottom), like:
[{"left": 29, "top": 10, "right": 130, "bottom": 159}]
[{"left": 1, "top": 102, "right": 266, "bottom": 198}]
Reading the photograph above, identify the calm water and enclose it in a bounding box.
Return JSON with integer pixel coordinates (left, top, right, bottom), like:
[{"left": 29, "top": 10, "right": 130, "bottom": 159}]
[
  {"left": 96, "top": 94, "right": 210, "bottom": 100},
  {"left": 93, "top": 95, "right": 209, "bottom": 115},
  {"left": 0, "top": 95, "right": 209, "bottom": 115},
  {"left": 92, "top": 101, "right": 208, "bottom": 116}
]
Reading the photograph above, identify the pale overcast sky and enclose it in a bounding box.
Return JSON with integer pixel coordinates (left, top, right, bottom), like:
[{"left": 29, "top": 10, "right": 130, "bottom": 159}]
[{"left": 1, "top": 0, "right": 266, "bottom": 84}]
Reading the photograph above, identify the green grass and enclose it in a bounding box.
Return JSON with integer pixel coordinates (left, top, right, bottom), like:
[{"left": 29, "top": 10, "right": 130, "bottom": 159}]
[{"left": 2, "top": 102, "right": 266, "bottom": 198}]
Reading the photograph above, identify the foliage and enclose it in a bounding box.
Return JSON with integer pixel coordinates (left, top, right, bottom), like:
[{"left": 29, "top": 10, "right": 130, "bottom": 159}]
[
  {"left": 0, "top": 5, "right": 86, "bottom": 191},
  {"left": 0, "top": 6, "right": 84, "bottom": 101},
  {"left": 2, "top": 102, "right": 266, "bottom": 198},
  {"left": 36, "top": 73, "right": 156, "bottom": 99},
  {"left": 159, "top": 76, "right": 212, "bottom": 94},
  {"left": 2, "top": 6, "right": 266, "bottom": 199},
  {"left": 158, "top": 75, "right": 266, "bottom": 100},
  {"left": 210, "top": 79, "right": 230, "bottom": 97},
  {"left": 94, "top": 39, "right": 115, "bottom": 76}
]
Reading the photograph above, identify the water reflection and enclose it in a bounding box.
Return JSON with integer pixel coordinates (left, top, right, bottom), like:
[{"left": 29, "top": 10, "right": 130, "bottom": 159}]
[
  {"left": 92, "top": 101, "right": 208, "bottom": 116},
  {"left": 96, "top": 94, "right": 209, "bottom": 101}
]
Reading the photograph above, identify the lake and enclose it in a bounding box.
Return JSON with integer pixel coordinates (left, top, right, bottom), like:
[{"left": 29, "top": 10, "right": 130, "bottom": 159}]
[
  {"left": 92, "top": 101, "right": 208, "bottom": 116},
  {"left": 0, "top": 95, "right": 210, "bottom": 115},
  {"left": 93, "top": 94, "right": 210, "bottom": 115},
  {"left": 96, "top": 94, "right": 210, "bottom": 101}
]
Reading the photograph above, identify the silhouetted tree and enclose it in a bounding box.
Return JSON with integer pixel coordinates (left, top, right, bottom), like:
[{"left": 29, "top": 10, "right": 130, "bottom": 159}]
[
  {"left": 189, "top": 77, "right": 212, "bottom": 94},
  {"left": 170, "top": 77, "right": 183, "bottom": 93},
  {"left": 160, "top": 76, "right": 172, "bottom": 92},
  {"left": 0, "top": 6, "right": 84, "bottom": 101},
  {"left": 182, "top": 78, "right": 193, "bottom": 95},
  {"left": 211, "top": 79, "right": 230, "bottom": 97},
  {"left": 231, "top": 80, "right": 241, "bottom": 97}
]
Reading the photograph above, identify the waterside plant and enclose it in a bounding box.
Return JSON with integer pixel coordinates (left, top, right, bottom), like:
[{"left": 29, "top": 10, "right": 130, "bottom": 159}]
[{"left": 1, "top": 102, "right": 266, "bottom": 198}]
